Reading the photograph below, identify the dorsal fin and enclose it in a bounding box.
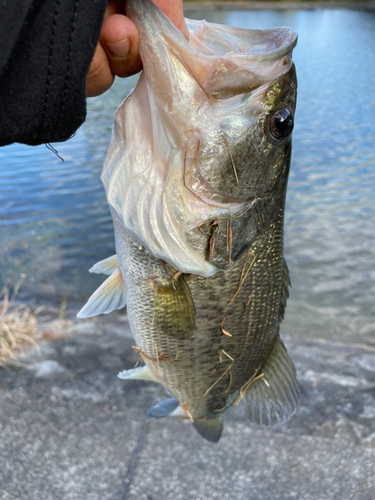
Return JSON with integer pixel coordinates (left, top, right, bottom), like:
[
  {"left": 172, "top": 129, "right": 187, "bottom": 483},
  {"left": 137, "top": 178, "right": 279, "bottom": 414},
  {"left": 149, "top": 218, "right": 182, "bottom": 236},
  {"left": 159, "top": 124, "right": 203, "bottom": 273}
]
[
  {"left": 193, "top": 417, "right": 223, "bottom": 443},
  {"left": 244, "top": 338, "right": 299, "bottom": 427},
  {"left": 77, "top": 268, "right": 126, "bottom": 318},
  {"left": 118, "top": 365, "right": 156, "bottom": 382},
  {"left": 147, "top": 398, "right": 180, "bottom": 418},
  {"left": 89, "top": 255, "right": 118, "bottom": 275}
]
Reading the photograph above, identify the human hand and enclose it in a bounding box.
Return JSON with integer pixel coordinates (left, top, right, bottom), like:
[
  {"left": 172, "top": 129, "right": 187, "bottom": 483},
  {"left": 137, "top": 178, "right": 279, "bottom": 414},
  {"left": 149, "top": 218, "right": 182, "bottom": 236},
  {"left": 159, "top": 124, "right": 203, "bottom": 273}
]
[{"left": 86, "top": 0, "right": 187, "bottom": 97}]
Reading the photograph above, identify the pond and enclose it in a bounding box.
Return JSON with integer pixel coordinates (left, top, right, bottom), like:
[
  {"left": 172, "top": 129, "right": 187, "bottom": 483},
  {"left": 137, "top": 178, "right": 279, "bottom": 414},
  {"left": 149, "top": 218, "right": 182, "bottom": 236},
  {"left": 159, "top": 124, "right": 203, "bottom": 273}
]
[{"left": 1, "top": 7, "right": 374, "bottom": 345}]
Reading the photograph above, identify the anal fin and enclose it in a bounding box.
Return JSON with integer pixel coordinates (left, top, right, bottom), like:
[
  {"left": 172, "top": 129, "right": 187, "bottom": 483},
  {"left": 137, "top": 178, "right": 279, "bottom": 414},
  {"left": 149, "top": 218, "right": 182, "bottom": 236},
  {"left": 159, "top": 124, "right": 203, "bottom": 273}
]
[
  {"left": 193, "top": 417, "right": 222, "bottom": 443},
  {"left": 244, "top": 338, "right": 300, "bottom": 427},
  {"left": 77, "top": 268, "right": 126, "bottom": 318},
  {"left": 118, "top": 365, "right": 156, "bottom": 382},
  {"left": 147, "top": 398, "right": 180, "bottom": 418}
]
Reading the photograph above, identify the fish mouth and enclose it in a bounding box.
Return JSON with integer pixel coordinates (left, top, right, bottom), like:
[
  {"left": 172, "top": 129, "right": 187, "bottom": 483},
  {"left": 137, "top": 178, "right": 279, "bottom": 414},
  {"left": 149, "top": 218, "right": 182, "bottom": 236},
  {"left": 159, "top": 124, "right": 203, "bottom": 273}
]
[
  {"left": 127, "top": 0, "right": 297, "bottom": 99},
  {"left": 186, "top": 21, "right": 298, "bottom": 60}
]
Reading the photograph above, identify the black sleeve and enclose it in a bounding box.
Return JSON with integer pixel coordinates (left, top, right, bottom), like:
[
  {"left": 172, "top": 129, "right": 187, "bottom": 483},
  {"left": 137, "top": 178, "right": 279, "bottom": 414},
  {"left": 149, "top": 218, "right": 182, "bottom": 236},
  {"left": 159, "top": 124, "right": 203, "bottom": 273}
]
[{"left": 0, "top": 0, "right": 107, "bottom": 147}]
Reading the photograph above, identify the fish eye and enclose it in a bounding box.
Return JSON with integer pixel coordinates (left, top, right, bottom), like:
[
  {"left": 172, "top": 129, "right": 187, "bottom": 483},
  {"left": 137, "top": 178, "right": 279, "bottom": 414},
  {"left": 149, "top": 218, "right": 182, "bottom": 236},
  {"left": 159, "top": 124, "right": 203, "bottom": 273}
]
[{"left": 269, "top": 109, "right": 294, "bottom": 141}]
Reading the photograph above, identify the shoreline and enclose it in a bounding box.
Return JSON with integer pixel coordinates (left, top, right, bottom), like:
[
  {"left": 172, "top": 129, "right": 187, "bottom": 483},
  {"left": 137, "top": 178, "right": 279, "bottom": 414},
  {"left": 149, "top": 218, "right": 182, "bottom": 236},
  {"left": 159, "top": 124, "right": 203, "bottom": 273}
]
[{"left": 184, "top": 1, "right": 375, "bottom": 10}]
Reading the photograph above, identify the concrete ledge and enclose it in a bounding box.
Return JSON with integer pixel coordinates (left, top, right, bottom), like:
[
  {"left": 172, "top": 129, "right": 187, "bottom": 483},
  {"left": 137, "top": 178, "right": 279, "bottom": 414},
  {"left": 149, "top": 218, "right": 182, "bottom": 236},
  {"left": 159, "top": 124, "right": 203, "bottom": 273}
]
[{"left": 1, "top": 313, "right": 374, "bottom": 499}]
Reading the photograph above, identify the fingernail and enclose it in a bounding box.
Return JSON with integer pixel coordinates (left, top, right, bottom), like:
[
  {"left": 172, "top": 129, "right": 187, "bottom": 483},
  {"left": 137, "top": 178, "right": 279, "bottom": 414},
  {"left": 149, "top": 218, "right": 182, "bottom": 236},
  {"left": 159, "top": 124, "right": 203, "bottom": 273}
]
[{"left": 107, "top": 38, "right": 130, "bottom": 58}]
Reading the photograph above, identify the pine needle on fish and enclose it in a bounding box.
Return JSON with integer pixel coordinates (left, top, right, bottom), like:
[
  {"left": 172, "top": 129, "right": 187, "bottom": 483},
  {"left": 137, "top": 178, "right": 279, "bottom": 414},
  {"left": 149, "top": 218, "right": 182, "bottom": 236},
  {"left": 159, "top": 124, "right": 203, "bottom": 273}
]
[
  {"left": 132, "top": 346, "right": 158, "bottom": 376},
  {"left": 218, "top": 128, "right": 239, "bottom": 183},
  {"left": 262, "top": 377, "right": 270, "bottom": 388},
  {"left": 204, "top": 363, "right": 233, "bottom": 397},
  {"left": 159, "top": 260, "right": 171, "bottom": 279},
  {"left": 220, "top": 316, "right": 232, "bottom": 337},
  {"left": 243, "top": 293, "right": 253, "bottom": 314},
  {"left": 151, "top": 235, "right": 162, "bottom": 250},
  {"left": 179, "top": 194, "right": 186, "bottom": 210},
  {"left": 225, "top": 253, "right": 257, "bottom": 312},
  {"left": 180, "top": 402, "right": 194, "bottom": 422},
  {"left": 171, "top": 271, "right": 182, "bottom": 290},
  {"left": 221, "top": 349, "right": 234, "bottom": 362},
  {"left": 225, "top": 370, "right": 232, "bottom": 393},
  {"left": 207, "top": 215, "right": 222, "bottom": 261},
  {"left": 186, "top": 140, "right": 200, "bottom": 178},
  {"left": 233, "top": 367, "right": 264, "bottom": 406}
]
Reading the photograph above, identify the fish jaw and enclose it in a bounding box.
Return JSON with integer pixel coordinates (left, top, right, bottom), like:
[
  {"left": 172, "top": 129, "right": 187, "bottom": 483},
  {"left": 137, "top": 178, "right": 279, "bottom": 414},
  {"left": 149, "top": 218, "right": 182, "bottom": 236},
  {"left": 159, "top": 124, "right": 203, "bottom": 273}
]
[{"left": 102, "top": 0, "right": 297, "bottom": 276}]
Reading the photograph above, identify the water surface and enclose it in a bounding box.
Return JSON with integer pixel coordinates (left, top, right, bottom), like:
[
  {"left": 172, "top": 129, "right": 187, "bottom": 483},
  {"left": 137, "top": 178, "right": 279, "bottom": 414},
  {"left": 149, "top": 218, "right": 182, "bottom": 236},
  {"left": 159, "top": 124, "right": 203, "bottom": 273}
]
[{"left": 1, "top": 8, "right": 374, "bottom": 344}]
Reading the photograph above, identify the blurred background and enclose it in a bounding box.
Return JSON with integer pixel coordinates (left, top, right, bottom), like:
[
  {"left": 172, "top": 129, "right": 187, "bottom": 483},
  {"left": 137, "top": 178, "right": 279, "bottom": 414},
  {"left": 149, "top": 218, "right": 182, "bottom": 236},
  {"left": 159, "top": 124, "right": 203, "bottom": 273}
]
[{"left": 1, "top": 4, "right": 374, "bottom": 346}]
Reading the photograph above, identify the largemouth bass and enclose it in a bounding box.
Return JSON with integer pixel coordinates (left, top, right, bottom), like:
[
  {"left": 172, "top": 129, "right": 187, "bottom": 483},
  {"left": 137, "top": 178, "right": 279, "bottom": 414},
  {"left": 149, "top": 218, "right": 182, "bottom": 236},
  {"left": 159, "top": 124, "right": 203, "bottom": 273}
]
[{"left": 78, "top": 0, "right": 299, "bottom": 442}]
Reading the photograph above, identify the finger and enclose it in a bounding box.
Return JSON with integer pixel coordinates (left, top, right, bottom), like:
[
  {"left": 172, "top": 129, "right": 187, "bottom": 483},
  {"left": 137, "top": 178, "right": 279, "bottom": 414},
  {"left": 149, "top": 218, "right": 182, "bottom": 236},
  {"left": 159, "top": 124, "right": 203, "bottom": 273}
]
[
  {"left": 86, "top": 1, "right": 124, "bottom": 97},
  {"left": 105, "top": 0, "right": 125, "bottom": 18},
  {"left": 100, "top": 14, "right": 142, "bottom": 79},
  {"left": 152, "top": 0, "right": 188, "bottom": 37},
  {"left": 86, "top": 42, "right": 114, "bottom": 97}
]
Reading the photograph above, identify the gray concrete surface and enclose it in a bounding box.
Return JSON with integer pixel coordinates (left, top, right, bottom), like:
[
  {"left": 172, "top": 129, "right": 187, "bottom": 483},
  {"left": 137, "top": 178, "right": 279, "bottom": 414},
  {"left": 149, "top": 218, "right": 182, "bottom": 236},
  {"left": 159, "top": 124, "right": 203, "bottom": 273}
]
[{"left": 1, "top": 310, "right": 374, "bottom": 500}]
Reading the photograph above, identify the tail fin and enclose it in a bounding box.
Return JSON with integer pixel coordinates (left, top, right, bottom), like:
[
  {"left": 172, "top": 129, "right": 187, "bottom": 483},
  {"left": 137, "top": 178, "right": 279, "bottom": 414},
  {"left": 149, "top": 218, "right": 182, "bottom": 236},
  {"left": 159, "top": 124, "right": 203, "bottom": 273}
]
[
  {"left": 193, "top": 417, "right": 222, "bottom": 443},
  {"left": 244, "top": 338, "right": 300, "bottom": 427}
]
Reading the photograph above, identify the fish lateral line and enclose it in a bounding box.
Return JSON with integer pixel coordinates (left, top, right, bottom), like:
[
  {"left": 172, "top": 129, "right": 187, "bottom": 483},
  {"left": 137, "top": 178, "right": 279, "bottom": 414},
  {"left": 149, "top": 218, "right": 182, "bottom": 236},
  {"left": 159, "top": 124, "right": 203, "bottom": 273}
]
[
  {"left": 228, "top": 214, "right": 232, "bottom": 266},
  {"left": 243, "top": 293, "right": 253, "bottom": 314}
]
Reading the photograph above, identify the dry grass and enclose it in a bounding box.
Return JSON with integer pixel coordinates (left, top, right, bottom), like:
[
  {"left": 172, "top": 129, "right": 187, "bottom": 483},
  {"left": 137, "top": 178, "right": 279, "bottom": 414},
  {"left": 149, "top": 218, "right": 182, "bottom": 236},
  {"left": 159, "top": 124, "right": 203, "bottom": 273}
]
[{"left": 0, "top": 284, "right": 42, "bottom": 367}]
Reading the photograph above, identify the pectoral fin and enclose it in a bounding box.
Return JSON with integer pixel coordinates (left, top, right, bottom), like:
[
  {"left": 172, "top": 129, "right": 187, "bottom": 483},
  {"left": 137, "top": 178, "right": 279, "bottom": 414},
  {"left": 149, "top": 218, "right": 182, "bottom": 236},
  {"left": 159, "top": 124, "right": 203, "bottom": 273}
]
[
  {"left": 147, "top": 398, "right": 180, "bottom": 418},
  {"left": 244, "top": 338, "right": 299, "bottom": 427},
  {"left": 89, "top": 254, "right": 118, "bottom": 275},
  {"left": 77, "top": 268, "right": 126, "bottom": 318},
  {"left": 153, "top": 274, "right": 195, "bottom": 338},
  {"left": 193, "top": 417, "right": 223, "bottom": 443}
]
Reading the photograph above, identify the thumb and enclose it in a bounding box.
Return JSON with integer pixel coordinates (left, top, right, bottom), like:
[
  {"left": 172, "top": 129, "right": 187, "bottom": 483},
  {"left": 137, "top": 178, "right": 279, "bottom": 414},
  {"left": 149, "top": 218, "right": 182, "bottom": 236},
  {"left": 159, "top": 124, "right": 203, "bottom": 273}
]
[
  {"left": 151, "top": 0, "right": 189, "bottom": 38},
  {"left": 100, "top": 14, "right": 142, "bottom": 79}
]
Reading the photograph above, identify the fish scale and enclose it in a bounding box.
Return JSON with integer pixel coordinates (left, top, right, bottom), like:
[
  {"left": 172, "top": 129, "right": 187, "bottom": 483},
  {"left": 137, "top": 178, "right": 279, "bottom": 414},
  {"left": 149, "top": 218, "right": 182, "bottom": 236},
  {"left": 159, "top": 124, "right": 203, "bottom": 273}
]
[
  {"left": 78, "top": 0, "right": 300, "bottom": 441},
  {"left": 113, "top": 204, "right": 286, "bottom": 418}
]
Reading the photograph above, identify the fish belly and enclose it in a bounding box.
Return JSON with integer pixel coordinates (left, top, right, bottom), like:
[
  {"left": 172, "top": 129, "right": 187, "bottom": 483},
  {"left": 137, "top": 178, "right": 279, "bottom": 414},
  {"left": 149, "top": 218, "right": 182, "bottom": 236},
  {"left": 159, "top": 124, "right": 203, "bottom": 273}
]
[{"left": 113, "top": 206, "right": 286, "bottom": 419}]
